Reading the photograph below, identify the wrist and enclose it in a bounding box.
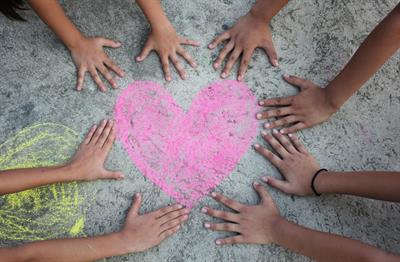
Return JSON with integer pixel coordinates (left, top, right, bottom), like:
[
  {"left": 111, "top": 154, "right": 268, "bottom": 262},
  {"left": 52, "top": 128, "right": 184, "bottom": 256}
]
[
  {"left": 324, "top": 85, "right": 344, "bottom": 113},
  {"left": 270, "top": 217, "right": 291, "bottom": 245},
  {"left": 249, "top": 7, "right": 272, "bottom": 23},
  {"left": 313, "top": 170, "right": 335, "bottom": 195},
  {"left": 61, "top": 163, "right": 86, "bottom": 181},
  {"left": 65, "top": 33, "right": 86, "bottom": 51},
  {"left": 115, "top": 230, "right": 138, "bottom": 254}
]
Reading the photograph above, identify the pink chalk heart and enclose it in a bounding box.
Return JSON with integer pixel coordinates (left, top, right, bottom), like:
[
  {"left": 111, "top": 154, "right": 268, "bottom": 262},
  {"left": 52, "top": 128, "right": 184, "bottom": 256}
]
[{"left": 114, "top": 80, "right": 258, "bottom": 208}]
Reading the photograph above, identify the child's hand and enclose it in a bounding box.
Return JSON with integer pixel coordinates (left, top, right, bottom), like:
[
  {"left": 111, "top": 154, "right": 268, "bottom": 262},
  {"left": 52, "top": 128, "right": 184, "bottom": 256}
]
[
  {"left": 70, "top": 37, "right": 125, "bottom": 92},
  {"left": 257, "top": 75, "right": 338, "bottom": 134},
  {"left": 254, "top": 130, "right": 321, "bottom": 196},
  {"left": 136, "top": 24, "right": 199, "bottom": 81},
  {"left": 209, "top": 12, "right": 277, "bottom": 81},
  {"left": 67, "top": 119, "right": 125, "bottom": 181},
  {"left": 118, "top": 193, "right": 189, "bottom": 253},
  {"left": 202, "top": 184, "right": 282, "bottom": 245}
]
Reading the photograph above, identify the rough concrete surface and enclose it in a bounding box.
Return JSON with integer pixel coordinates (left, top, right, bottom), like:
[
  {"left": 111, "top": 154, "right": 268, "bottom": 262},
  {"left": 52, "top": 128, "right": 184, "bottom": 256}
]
[{"left": 0, "top": 0, "right": 399, "bottom": 261}]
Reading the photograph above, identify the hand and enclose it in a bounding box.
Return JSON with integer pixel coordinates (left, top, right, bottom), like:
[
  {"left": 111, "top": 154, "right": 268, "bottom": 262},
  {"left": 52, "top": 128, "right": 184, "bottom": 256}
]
[
  {"left": 136, "top": 24, "right": 199, "bottom": 81},
  {"left": 254, "top": 130, "right": 321, "bottom": 196},
  {"left": 70, "top": 36, "right": 125, "bottom": 92},
  {"left": 257, "top": 74, "right": 338, "bottom": 134},
  {"left": 209, "top": 12, "right": 278, "bottom": 81},
  {"left": 202, "top": 183, "right": 282, "bottom": 245},
  {"left": 118, "top": 193, "right": 189, "bottom": 253},
  {"left": 67, "top": 119, "right": 124, "bottom": 181}
]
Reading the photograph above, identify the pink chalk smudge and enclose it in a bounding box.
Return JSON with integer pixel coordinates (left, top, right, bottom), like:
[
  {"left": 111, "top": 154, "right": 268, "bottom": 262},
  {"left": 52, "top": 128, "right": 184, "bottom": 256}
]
[{"left": 114, "top": 80, "right": 258, "bottom": 208}]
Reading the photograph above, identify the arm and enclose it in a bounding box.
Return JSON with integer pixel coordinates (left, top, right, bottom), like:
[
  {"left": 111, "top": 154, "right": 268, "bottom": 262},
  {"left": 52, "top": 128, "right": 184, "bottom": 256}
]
[
  {"left": 209, "top": 0, "right": 288, "bottom": 80},
  {"left": 27, "top": 0, "right": 124, "bottom": 91},
  {"left": 0, "top": 119, "right": 124, "bottom": 195},
  {"left": 253, "top": 129, "right": 400, "bottom": 202},
  {"left": 203, "top": 184, "right": 399, "bottom": 262},
  {"left": 136, "top": 0, "right": 199, "bottom": 81},
  {"left": 0, "top": 193, "right": 189, "bottom": 262},
  {"left": 257, "top": 3, "right": 400, "bottom": 134}
]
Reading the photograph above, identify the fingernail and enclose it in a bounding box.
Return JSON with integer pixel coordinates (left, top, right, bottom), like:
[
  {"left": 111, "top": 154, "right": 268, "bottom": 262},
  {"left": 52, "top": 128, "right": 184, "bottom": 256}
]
[
  {"left": 264, "top": 123, "right": 271, "bottom": 129},
  {"left": 201, "top": 207, "right": 208, "bottom": 213},
  {"left": 204, "top": 223, "right": 211, "bottom": 228},
  {"left": 183, "top": 215, "right": 189, "bottom": 220},
  {"left": 166, "top": 76, "right": 172, "bottom": 82},
  {"left": 253, "top": 143, "right": 260, "bottom": 149},
  {"left": 238, "top": 75, "right": 243, "bottom": 81},
  {"left": 253, "top": 181, "right": 260, "bottom": 186},
  {"left": 221, "top": 72, "right": 227, "bottom": 78},
  {"left": 273, "top": 59, "right": 279, "bottom": 67},
  {"left": 283, "top": 73, "right": 290, "bottom": 78},
  {"left": 216, "top": 240, "right": 221, "bottom": 245},
  {"left": 176, "top": 225, "right": 181, "bottom": 230},
  {"left": 273, "top": 129, "right": 279, "bottom": 134},
  {"left": 135, "top": 193, "right": 140, "bottom": 197},
  {"left": 288, "top": 133, "right": 293, "bottom": 137},
  {"left": 213, "top": 63, "right": 219, "bottom": 68},
  {"left": 209, "top": 44, "right": 214, "bottom": 49},
  {"left": 261, "top": 130, "right": 267, "bottom": 136},
  {"left": 256, "top": 113, "right": 262, "bottom": 119},
  {"left": 259, "top": 101, "right": 264, "bottom": 106},
  {"left": 262, "top": 177, "right": 268, "bottom": 182},
  {"left": 211, "top": 192, "right": 217, "bottom": 197},
  {"left": 280, "top": 129, "right": 285, "bottom": 134}
]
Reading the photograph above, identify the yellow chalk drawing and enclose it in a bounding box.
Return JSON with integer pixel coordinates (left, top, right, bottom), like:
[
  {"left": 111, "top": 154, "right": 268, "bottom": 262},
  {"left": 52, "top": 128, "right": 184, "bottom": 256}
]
[{"left": 0, "top": 123, "right": 90, "bottom": 242}]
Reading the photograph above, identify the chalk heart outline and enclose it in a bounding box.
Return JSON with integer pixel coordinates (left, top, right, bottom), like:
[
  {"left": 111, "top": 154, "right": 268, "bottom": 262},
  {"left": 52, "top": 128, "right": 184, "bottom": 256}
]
[{"left": 115, "top": 80, "right": 258, "bottom": 208}]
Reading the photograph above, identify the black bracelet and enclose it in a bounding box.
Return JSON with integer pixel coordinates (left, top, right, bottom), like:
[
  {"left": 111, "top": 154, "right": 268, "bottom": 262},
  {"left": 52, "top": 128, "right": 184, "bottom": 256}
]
[{"left": 311, "top": 169, "right": 328, "bottom": 196}]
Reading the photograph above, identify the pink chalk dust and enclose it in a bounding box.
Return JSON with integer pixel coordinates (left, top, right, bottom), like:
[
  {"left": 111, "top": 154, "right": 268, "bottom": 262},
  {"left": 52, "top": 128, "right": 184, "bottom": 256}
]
[{"left": 114, "top": 80, "right": 258, "bottom": 208}]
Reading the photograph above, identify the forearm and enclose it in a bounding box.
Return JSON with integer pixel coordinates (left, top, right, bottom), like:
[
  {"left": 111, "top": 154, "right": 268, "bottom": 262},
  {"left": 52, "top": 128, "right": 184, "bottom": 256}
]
[
  {"left": 273, "top": 218, "right": 398, "bottom": 262},
  {"left": 315, "top": 171, "right": 400, "bottom": 202},
  {"left": 249, "top": 0, "right": 288, "bottom": 22},
  {"left": 27, "top": 0, "right": 84, "bottom": 49},
  {"left": 1, "top": 233, "right": 129, "bottom": 262},
  {"left": 0, "top": 165, "right": 81, "bottom": 195},
  {"left": 326, "top": 4, "right": 400, "bottom": 109},
  {"left": 136, "top": 0, "right": 171, "bottom": 30}
]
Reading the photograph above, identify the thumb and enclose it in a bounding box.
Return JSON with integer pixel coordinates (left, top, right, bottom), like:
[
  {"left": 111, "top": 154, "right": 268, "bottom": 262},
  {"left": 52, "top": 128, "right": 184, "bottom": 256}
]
[
  {"left": 136, "top": 42, "right": 153, "bottom": 62},
  {"left": 127, "top": 193, "right": 142, "bottom": 218},
  {"left": 262, "top": 43, "right": 279, "bottom": 67},
  {"left": 262, "top": 176, "right": 291, "bottom": 194},
  {"left": 253, "top": 182, "right": 272, "bottom": 203},
  {"left": 283, "top": 74, "right": 308, "bottom": 91},
  {"left": 103, "top": 170, "right": 125, "bottom": 180},
  {"left": 100, "top": 38, "right": 122, "bottom": 48}
]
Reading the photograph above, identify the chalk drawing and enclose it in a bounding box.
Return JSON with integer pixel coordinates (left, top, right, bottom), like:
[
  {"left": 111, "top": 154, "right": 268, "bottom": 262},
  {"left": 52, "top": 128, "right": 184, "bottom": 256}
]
[
  {"left": 115, "top": 80, "right": 258, "bottom": 208},
  {"left": 0, "top": 123, "right": 90, "bottom": 242}
]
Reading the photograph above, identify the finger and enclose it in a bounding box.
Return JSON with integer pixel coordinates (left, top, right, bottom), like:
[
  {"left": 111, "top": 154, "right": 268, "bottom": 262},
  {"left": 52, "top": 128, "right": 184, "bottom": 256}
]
[
  {"left": 98, "top": 64, "right": 117, "bottom": 89},
  {"left": 238, "top": 49, "right": 253, "bottom": 81},
  {"left": 89, "top": 67, "right": 107, "bottom": 92},
  {"left": 177, "top": 47, "right": 197, "bottom": 68},
  {"left": 102, "top": 122, "right": 116, "bottom": 153},
  {"left": 160, "top": 214, "right": 189, "bottom": 233},
  {"left": 158, "top": 207, "right": 189, "bottom": 225},
  {"left": 215, "top": 235, "right": 244, "bottom": 245},
  {"left": 96, "top": 119, "right": 113, "bottom": 147},
  {"left": 258, "top": 96, "right": 294, "bottom": 107},
  {"left": 154, "top": 204, "right": 184, "bottom": 218},
  {"left": 213, "top": 40, "right": 234, "bottom": 69},
  {"left": 136, "top": 41, "right": 153, "bottom": 62},
  {"left": 180, "top": 37, "right": 200, "bottom": 46},
  {"left": 280, "top": 122, "right": 307, "bottom": 135},
  {"left": 262, "top": 176, "right": 291, "bottom": 194},
  {"left": 253, "top": 182, "right": 273, "bottom": 203},
  {"left": 261, "top": 130, "right": 290, "bottom": 158},
  {"left": 100, "top": 38, "right": 122, "bottom": 48},
  {"left": 76, "top": 66, "right": 86, "bottom": 91},
  {"left": 127, "top": 193, "right": 142, "bottom": 218},
  {"left": 105, "top": 57, "right": 125, "bottom": 77},
  {"left": 159, "top": 225, "right": 180, "bottom": 240},
  {"left": 265, "top": 115, "right": 299, "bottom": 130},
  {"left": 201, "top": 207, "right": 239, "bottom": 223},
  {"left": 283, "top": 74, "right": 308, "bottom": 90},
  {"left": 211, "top": 192, "right": 243, "bottom": 212},
  {"left": 253, "top": 143, "right": 282, "bottom": 168},
  {"left": 221, "top": 47, "right": 242, "bottom": 78},
  {"left": 272, "top": 129, "right": 297, "bottom": 154},
  {"left": 208, "top": 31, "right": 230, "bottom": 49},
  {"left": 204, "top": 222, "right": 240, "bottom": 233},
  {"left": 160, "top": 55, "right": 172, "bottom": 82},
  {"left": 90, "top": 120, "right": 107, "bottom": 144},
  {"left": 262, "top": 43, "right": 278, "bottom": 67},
  {"left": 170, "top": 54, "right": 187, "bottom": 80},
  {"left": 288, "top": 133, "right": 307, "bottom": 153},
  {"left": 83, "top": 125, "right": 97, "bottom": 145},
  {"left": 256, "top": 106, "right": 292, "bottom": 121}
]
